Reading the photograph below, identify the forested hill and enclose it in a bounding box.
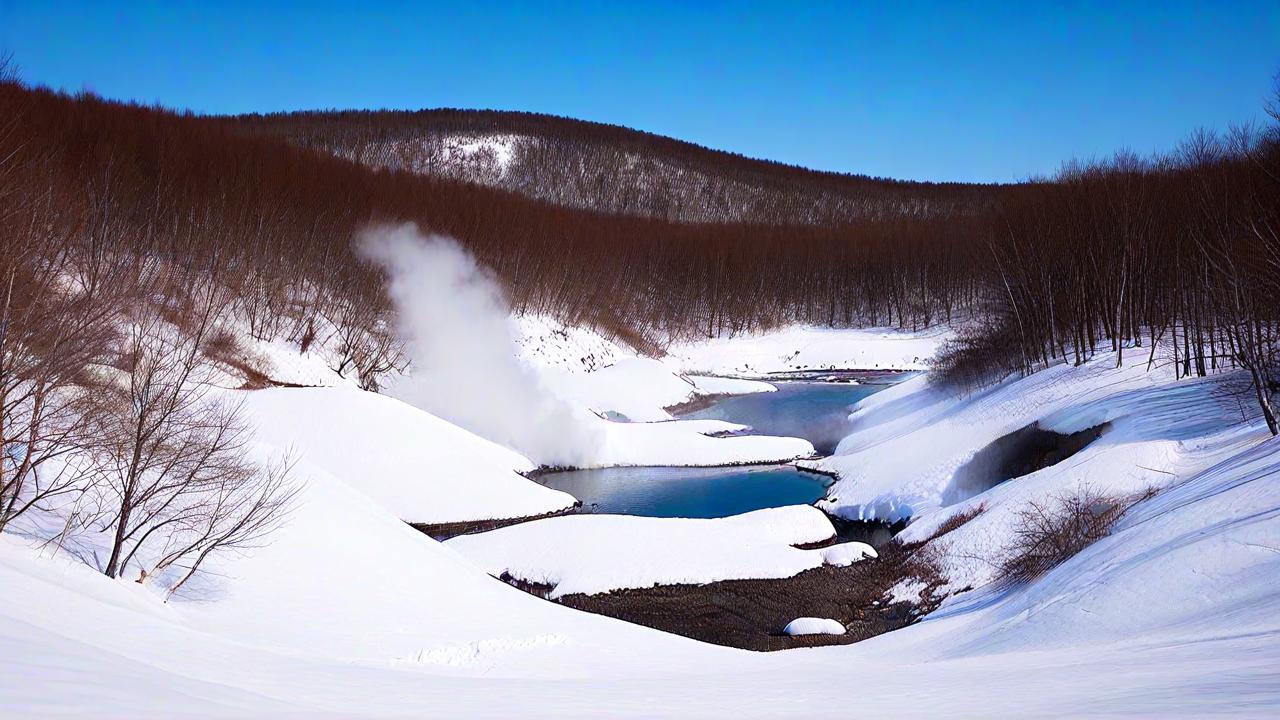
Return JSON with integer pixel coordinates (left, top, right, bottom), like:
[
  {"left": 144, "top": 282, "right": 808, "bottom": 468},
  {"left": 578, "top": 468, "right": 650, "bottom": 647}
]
[{"left": 218, "top": 109, "right": 995, "bottom": 225}]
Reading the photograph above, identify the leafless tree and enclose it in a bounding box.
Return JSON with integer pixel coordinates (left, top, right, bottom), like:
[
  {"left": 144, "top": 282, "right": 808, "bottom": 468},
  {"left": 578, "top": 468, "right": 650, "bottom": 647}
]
[{"left": 85, "top": 287, "right": 296, "bottom": 583}]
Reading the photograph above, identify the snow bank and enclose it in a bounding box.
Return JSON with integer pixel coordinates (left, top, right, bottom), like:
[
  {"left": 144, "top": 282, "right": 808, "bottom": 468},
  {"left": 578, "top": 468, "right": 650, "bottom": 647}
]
[
  {"left": 820, "top": 541, "right": 877, "bottom": 566},
  {"left": 811, "top": 350, "right": 1272, "bottom": 592},
  {"left": 542, "top": 357, "right": 701, "bottom": 422},
  {"left": 687, "top": 374, "right": 777, "bottom": 397},
  {"left": 783, "top": 617, "right": 846, "bottom": 636},
  {"left": 668, "top": 325, "right": 949, "bottom": 376},
  {"left": 238, "top": 386, "right": 576, "bottom": 524},
  {"left": 448, "top": 507, "right": 879, "bottom": 597},
  {"left": 593, "top": 418, "right": 814, "bottom": 467},
  {"left": 519, "top": 315, "right": 777, "bottom": 422}
]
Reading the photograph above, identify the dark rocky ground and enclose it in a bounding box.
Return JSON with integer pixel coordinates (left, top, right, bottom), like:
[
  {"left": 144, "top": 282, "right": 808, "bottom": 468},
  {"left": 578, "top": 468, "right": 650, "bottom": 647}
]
[{"left": 547, "top": 538, "right": 948, "bottom": 651}]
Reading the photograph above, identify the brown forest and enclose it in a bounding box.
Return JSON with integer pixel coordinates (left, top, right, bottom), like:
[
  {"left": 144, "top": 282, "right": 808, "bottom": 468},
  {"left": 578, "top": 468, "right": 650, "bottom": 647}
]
[
  {"left": 221, "top": 108, "right": 993, "bottom": 225},
  {"left": 3, "top": 73, "right": 1279, "bottom": 435}
]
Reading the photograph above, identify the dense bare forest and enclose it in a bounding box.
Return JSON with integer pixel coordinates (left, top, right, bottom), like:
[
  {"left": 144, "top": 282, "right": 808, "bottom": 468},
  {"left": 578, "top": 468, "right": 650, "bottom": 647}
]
[
  {"left": 222, "top": 109, "right": 992, "bottom": 225},
  {"left": 2, "top": 63, "right": 1279, "bottom": 494}
]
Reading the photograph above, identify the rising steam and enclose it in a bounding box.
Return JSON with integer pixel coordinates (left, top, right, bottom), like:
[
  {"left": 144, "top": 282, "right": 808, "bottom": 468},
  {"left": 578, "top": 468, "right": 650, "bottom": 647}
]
[{"left": 357, "top": 224, "right": 600, "bottom": 468}]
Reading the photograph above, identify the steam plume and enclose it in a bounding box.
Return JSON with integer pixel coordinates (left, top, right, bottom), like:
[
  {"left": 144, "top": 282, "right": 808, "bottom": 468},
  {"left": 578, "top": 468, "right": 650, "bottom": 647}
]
[{"left": 357, "top": 224, "right": 599, "bottom": 467}]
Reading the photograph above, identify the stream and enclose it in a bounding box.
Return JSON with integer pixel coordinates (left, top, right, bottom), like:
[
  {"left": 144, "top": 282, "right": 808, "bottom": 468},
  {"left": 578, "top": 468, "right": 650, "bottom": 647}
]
[{"left": 535, "top": 372, "right": 906, "bottom": 518}]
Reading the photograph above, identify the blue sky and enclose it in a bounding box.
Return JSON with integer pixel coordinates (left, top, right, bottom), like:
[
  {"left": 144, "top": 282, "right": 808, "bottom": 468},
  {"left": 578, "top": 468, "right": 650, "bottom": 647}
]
[{"left": 2, "top": 1, "right": 1277, "bottom": 182}]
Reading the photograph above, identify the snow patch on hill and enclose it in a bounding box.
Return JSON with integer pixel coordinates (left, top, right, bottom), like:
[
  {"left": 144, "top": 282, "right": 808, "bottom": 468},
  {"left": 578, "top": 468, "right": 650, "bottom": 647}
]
[{"left": 668, "top": 325, "right": 950, "bottom": 376}]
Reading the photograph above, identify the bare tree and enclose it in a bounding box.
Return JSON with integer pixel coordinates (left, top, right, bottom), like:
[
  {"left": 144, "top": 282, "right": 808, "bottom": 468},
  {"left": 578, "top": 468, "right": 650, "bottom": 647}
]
[
  {"left": 0, "top": 212, "right": 122, "bottom": 533},
  {"left": 85, "top": 287, "right": 296, "bottom": 583}
]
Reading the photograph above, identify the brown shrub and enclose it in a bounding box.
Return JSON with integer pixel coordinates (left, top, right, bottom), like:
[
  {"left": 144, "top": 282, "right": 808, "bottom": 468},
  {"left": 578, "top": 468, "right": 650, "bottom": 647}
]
[
  {"left": 927, "top": 503, "right": 986, "bottom": 541},
  {"left": 998, "top": 487, "right": 1126, "bottom": 585}
]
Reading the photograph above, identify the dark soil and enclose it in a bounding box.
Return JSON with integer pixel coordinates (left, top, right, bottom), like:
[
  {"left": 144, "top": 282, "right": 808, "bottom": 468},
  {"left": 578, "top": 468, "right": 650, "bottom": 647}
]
[
  {"left": 663, "top": 392, "right": 732, "bottom": 415},
  {"left": 545, "top": 540, "right": 945, "bottom": 651},
  {"left": 412, "top": 504, "right": 580, "bottom": 540}
]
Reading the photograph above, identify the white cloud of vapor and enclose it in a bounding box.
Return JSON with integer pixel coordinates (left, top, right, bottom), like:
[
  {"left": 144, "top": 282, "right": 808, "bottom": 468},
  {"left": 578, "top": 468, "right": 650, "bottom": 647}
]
[{"left": 357, "top": 223, "right": 600, "bottom": 467}]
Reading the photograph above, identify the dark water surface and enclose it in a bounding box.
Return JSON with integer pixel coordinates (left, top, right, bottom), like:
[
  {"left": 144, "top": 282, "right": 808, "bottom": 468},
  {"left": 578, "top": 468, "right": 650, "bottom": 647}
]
[{"left": 535, "top": 375, "right": 902, "bottom": 518}]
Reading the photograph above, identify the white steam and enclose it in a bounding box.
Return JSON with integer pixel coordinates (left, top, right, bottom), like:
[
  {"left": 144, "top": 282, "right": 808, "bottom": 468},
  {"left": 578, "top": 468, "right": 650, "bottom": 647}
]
[{"left": 357, "top": 224, "right": 600, "bottom": 467}]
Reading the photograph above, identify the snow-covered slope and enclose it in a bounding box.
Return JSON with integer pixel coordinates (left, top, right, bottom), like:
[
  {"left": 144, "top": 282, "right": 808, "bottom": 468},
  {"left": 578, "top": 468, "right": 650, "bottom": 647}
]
[
  {"left": 668, "top": 325, "right": 950, "bottom": 376},
  {"left": 809, "top": 351, "right": 1268, "bottom": 593},
  {"left": 5, "top": 328, "right": 1280, "bottom": 717},
  {"left": 239, "top": 386, "right": 576, "bottom": 524}
]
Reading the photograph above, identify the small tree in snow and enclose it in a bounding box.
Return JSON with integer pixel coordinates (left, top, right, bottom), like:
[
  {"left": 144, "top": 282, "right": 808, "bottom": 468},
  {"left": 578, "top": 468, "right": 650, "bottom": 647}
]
[{"left": 85, "top": 286, "right": 297, "bottom": 589}]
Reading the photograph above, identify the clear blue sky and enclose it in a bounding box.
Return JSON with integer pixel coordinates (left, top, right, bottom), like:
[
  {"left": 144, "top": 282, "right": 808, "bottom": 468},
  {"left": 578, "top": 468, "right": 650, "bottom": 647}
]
[{"left": 3, "top": 1, "right": 1277, "bottom": 182}]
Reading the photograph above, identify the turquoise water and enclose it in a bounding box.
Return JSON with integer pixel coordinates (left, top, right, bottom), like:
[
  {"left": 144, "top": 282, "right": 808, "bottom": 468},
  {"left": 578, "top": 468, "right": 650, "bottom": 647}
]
[
  {"left": 678, "top": 378, "right": 889, "bottom": 454},
  {"left": 535, "top": 375, "right": 901, "bottom": 518},
  {"left": 535, "top": 464, "right": 832, "bottom": 518}
]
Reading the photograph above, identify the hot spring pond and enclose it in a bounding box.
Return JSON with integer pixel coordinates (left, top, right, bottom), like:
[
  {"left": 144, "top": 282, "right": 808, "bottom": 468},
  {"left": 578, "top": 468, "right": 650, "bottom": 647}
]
[
  {"left": 536, "top": 373, "right": 905, "bottom": 518},
  {"left": 534, "top": 464, "right": 833, "bottom": 518},
  {"left": 677, "top": 373, "right": 899, "bottom": 454}
]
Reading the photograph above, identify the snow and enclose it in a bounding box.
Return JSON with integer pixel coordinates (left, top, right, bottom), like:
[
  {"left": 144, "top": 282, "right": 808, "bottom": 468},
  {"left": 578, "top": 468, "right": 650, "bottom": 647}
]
[
  {"left": 5, "top": 326, "right": 1280, "bottom": 717},
  {"left": 441, "top": 135, "right": 519, "bottom": 173},
  {"left": 514, "top": 314, "right": 628, "bottom": 373},
  {"left": 251, "top": 336, "right": 351, "bottom": 387},
  {"left": 808, "top": 350, "right": 1266, "bottom": 593},
  {"left": 783, "top": 617, "right": 846, "bottom": 636},
  {"left": 543, "top": 357, "right": 701, "bottom": 422},
  {"left": 667, "top": 325, "right": 950, "bottom": 376},
  {"left": 591, "top": 418, "right": 814, "bottom": 468},
  {"left": 819, "top": 541, "right": 877, "bottom": 566},
  {"left": 687, "top": 374, "right": 777, "bottom": 397},
  {"left": 447, "top": 506, "right": 868, "bottom": 597},
  {"left": 238, "top": 385, "right": 576, "bottom": 524}
]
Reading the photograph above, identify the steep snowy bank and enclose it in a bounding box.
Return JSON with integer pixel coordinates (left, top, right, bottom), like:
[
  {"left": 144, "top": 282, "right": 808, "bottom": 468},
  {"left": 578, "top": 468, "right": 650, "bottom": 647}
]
[{"left": 809, "top": 351, "right": 1272, "bottom": 593}]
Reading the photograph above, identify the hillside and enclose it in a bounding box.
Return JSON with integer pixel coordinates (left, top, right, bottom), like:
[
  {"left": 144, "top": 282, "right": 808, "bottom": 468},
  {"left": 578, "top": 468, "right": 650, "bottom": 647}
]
[{"left": 220, "top": 109, "right": 995, "bottom": 225}]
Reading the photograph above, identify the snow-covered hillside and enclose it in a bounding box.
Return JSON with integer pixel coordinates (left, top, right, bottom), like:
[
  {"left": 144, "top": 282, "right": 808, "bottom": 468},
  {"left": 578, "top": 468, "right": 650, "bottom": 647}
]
[
  {"left": 667, "top": 325, "right": 950, "bottom": 376},
  {"left": 4, "top": 324, "right": 1280, "bottom": 717}
]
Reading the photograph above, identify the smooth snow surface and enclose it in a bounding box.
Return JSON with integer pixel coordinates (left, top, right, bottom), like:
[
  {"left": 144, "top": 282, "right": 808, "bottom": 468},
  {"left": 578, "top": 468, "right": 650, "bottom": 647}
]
[
  {"left": 447, "top": 506, "right": 847, "bottom": 597},
  {"left": 239, "top": 386, "right": 575, "bottom": 524},
  {"left": 783, "top": 617, "right": 846, "bottom": 636},
  {"left": 591, "top": 418, "right": 814, "bottom": 468},
  {"left": 5, "top": 327, "right": 1280, "bottom": 718}
]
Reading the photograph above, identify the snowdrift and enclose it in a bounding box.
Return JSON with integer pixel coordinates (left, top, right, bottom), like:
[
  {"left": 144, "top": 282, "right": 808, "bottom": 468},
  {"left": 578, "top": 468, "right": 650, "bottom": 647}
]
[{"left": 448, "top": 506, "right": 874, "bottom": 597}]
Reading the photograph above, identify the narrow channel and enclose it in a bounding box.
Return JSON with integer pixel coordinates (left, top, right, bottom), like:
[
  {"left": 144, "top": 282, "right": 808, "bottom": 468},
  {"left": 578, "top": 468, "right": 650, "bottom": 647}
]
[{"left": 534, "top": 372, "right": 907, "bottom": 518}]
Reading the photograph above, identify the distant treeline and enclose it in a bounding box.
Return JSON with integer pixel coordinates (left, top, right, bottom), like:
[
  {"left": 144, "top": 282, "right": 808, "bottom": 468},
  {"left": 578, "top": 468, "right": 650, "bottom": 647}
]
[
  {"left": 219, "top": 108, "right": 994, "bottom": 225},
  {"left": 939, "top": 122, "right": 1280, "bottom": 433},
  {"left": 0, "top": 80, "right": 977, "bottom": 355},
  {"left": 2, "top": 73, "right": 1278, "bottom": 432}
]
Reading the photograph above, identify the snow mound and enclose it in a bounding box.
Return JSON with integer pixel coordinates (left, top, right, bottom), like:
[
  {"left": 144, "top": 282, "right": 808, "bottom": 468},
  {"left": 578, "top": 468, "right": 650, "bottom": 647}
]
[
  {"left": 820, "top": 542, "right": 877, "bottom": 566},
  {"left": 238, "top": 386, "right": 575, "bottom": 524},
  {"left": 813, "top": 350, "right": 1274, "bottom": 594},
  {"left": 447, "top": 506, "right": 841, "bottom": 597},
  {"left": 592, "top": 418, "right": 814, "bottom": 467},
  {"left": 783, "top": 617, "right": 846, "bottom": 636}
]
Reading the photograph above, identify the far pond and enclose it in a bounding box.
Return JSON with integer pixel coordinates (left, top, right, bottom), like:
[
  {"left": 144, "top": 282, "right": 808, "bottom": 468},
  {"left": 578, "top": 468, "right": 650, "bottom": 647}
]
[{"left": 535, "top": 373, "right": 906, "bottom": 518}]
